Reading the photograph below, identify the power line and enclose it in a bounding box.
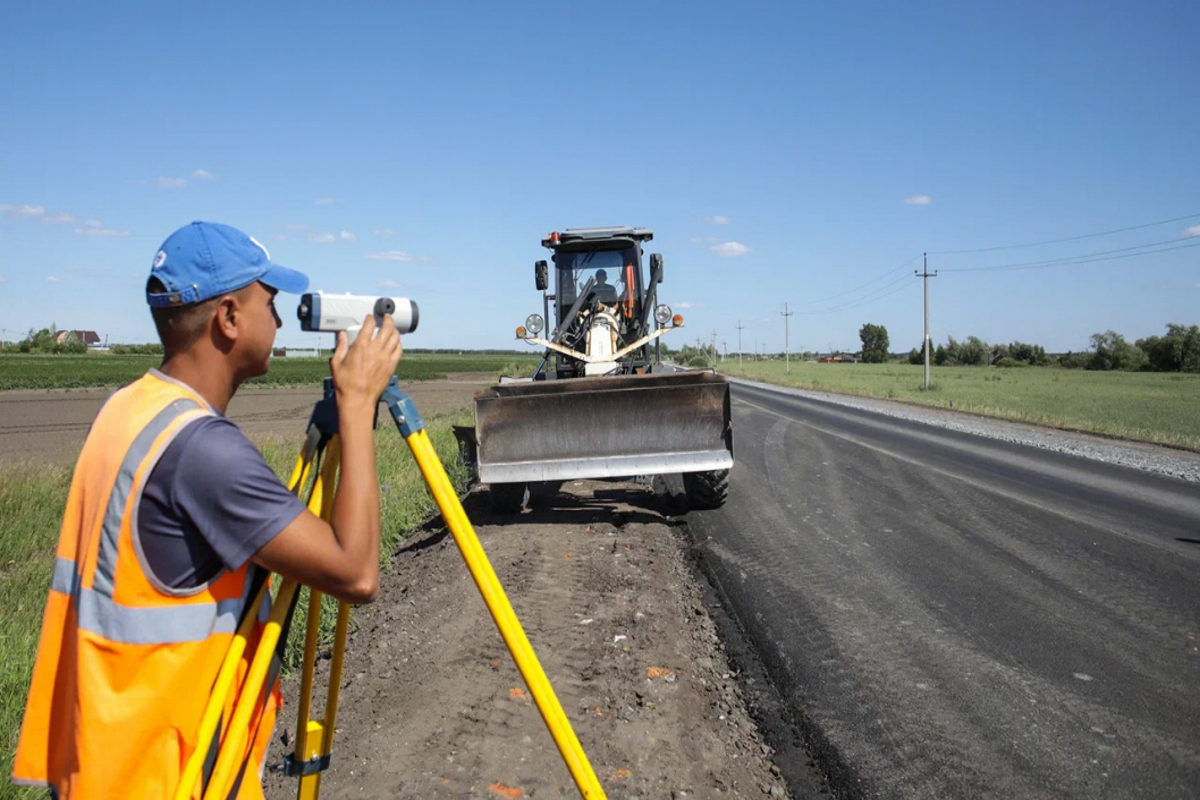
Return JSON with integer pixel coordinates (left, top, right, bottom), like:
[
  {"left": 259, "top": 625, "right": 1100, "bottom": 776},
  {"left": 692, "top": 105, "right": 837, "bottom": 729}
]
[
  {"left": 796, "top": 271, "right": 916, "bottom": 315},
  {"left": 940, "top": 237, "right": 1200, "bottom": 273},
  {"left": 793, "top": 253, "right": 922, "bottom": 306},
  {"left": 929, "top": 212, "right": 1200, "bottom": 256}
]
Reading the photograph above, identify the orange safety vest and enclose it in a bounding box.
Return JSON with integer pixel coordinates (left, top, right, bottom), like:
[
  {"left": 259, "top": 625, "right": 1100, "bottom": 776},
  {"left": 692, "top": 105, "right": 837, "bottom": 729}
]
[{"left": 12, "top": 371, "right": 281, "bottom": 799}]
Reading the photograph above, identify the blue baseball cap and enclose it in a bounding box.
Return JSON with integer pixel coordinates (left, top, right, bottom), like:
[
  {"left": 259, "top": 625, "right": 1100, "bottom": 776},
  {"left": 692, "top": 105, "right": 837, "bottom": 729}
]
[{"left": 147, "top": 221, "right": 309, "bottom": 307}]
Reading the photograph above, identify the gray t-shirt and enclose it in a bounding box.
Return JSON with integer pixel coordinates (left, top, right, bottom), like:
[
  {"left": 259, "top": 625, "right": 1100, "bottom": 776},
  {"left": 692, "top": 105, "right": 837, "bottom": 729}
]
[{"left": 138, "top": 414, "right": 306, "bottom": 591}]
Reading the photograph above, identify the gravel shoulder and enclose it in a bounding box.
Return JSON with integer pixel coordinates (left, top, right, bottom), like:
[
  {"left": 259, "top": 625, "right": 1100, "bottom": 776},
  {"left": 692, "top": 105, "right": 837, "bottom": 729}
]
[
  {"left": 730, "top": 376, "right": 1200, "bottom": 483},
  {"left": 265, "top": 481, "right": 789, "bottom": 799}
]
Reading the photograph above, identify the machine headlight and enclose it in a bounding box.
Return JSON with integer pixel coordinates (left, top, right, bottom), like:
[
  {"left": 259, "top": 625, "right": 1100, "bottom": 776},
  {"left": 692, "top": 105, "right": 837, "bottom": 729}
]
[
  {"left": 654, "top": 304, "right": 673, "bottom": 326},
  {"left": 525, "top": 314, "right": 544, "bottom": 335}
]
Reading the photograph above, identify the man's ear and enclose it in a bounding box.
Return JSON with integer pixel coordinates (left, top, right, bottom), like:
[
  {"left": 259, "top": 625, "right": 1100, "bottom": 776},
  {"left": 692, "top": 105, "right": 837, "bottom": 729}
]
[{"left": 215, "top": 294, "right": 241, "bottom": 342}]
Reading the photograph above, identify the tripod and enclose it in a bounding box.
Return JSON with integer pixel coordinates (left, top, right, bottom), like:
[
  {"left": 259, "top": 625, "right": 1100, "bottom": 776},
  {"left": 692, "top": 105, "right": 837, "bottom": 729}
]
[{"left": 175, "top": 377, "right": 607, "bottom": 800}]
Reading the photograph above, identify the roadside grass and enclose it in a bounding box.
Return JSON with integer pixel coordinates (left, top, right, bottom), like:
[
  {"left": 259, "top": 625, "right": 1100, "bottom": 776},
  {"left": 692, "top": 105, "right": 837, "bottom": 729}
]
[
  {"left": 498, "top": 359, "right": 539, "bottom": 379},
  {"left": 0, "top": 353, "right": 540, "bottom": 391},
  {"left": 0, "top": 411, "right": 471, "bottom": 798},
  {"left": 723, "top": 360, "right": 1200, "bottom": 451}
]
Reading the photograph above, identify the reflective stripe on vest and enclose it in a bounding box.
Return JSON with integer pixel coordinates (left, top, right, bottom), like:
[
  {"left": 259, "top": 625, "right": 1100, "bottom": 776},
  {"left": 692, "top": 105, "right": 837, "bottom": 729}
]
[
  {"left": 51, "top": 557, "right": 252, "bottom": 645},
  {"left": 92, "top": 398, "right": 202, "bottom": 598}
]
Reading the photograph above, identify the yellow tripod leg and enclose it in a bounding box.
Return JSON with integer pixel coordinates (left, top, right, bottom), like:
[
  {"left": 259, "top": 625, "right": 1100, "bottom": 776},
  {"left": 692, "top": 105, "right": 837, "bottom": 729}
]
[
  {"left": 202, "top": 579, "right": 300, "bottom": 800},
  {"left": 171, "top": 578, "right": 271, "bottom": 800},
  {"left": 291, "top": 438, "right": 350, "bottom": 800},
  {"left": 405, "top": 428, "right": 607, "bottom": 800}
]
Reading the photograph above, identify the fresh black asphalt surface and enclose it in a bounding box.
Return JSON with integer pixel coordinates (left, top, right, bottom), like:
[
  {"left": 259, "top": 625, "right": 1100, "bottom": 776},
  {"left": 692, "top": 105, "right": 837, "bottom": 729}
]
[{"left": 685, "top": 380, "right": 1200, "bottom": 799}]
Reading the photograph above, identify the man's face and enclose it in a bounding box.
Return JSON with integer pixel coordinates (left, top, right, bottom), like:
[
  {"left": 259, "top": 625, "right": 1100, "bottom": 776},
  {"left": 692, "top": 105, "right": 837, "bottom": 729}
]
[{"left": 235, "top": 281, "right": 282, "bottom": 379}]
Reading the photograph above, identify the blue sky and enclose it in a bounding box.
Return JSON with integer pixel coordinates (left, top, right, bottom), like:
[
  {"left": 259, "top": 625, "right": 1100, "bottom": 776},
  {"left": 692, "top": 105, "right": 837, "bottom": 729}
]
[{"left": 1, "top": 1, "right": 1197, "bottom": 353}]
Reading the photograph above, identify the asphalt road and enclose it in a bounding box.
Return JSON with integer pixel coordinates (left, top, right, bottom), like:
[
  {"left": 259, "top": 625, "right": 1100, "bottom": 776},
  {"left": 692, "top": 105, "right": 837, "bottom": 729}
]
[{"left": 685, "top": 380, "right": 1200, "bottom": 799}]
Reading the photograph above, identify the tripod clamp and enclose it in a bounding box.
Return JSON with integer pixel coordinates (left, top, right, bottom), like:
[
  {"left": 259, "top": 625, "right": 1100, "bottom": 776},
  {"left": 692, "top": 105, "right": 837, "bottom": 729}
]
[{"left": 304, "top": 376, "right": 425, "bottom": 440}]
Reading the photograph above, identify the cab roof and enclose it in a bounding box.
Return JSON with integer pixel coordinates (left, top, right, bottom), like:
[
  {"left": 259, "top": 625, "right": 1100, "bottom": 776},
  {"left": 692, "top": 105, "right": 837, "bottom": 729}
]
[{"left": 542, "top": 226, "right": 653, "bottom": 249}]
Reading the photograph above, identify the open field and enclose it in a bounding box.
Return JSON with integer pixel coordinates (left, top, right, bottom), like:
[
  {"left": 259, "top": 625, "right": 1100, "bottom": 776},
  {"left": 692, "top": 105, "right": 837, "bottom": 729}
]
[
  {"left": 0, "top": 352, "right": 541, "bottom": 391},
  {"left": 0, "top": 412, "right": 472, "bottom": 800},
  {"left": 720, "top": 359, "right": 1200, "bottom": 451},
  {"left": 0, "top": 374, "right": 493, "bottom": 466}
]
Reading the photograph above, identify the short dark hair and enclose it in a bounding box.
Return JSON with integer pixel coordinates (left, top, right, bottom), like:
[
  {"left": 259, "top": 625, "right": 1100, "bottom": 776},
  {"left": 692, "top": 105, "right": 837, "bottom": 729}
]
[
  {"left": 147, "top": 277, "right": 218, "bottom": 356},
  {"left": 596, "top": 269, "right": 608, "bottom": 280}
]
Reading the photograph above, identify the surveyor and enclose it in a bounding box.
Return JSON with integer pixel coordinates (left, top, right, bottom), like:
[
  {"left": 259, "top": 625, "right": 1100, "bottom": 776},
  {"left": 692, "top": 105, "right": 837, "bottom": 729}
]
[{"left": 12, "top": 221, "right": 402, "bottom": 799}]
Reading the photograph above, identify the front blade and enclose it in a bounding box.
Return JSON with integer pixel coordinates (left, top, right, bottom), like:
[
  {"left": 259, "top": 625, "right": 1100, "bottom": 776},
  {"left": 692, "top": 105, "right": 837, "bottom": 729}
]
[{"left": 474, "top": 371, "right": 733, "bottom": 484}]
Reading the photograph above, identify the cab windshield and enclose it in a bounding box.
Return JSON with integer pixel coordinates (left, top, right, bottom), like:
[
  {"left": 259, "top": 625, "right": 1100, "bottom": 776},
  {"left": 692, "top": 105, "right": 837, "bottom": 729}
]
[{"left": 555, "top": 246, "right": 640, "bottom": 309}]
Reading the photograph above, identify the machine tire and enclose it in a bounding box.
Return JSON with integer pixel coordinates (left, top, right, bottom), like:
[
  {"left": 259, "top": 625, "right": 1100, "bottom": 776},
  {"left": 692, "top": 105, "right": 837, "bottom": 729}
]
[
  {"left": 489, "top": 483, "right": 528, "bottom": 514},
  {"left": 683, "top": 469, "right": 729, "bottom": 510}
]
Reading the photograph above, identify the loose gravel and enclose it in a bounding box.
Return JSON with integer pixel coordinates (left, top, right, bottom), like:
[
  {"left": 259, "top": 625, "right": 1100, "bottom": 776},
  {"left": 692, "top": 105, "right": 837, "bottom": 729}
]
[{"left": 731, "top": 377, "right": 1200, "bottom": 484}]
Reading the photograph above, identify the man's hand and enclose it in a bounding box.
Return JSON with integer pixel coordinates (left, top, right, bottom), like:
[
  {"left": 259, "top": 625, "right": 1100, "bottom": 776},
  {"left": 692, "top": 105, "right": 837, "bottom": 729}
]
[{"left": 330, "top": 313, "right": 403, "bottom": 411}]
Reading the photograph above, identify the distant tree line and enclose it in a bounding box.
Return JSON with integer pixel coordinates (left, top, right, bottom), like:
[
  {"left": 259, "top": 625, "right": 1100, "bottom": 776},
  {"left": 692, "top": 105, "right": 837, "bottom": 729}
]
[
  {"left": 1, "top": 326, "right": 88, "bottom": 355},
  {"left": 905, "top": 323, "right": 1199, "bottom": 372},
  {"left": 110, "top": 343, "right": 165, "bottom": 356}
]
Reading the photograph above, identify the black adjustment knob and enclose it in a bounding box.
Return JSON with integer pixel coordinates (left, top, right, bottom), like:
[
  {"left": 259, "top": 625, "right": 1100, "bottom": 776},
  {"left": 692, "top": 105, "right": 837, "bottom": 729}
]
[{"left": 374, "top": 297, "right": 395, "bottom": 316}]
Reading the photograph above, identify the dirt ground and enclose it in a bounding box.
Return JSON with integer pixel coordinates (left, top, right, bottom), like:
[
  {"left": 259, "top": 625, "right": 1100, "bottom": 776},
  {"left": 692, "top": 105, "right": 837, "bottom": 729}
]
[
  {"left": 0, "top": 373, "right": 491, "bottom": 466},
  {"left": 264, "top": 482, "right": 788, "bottom": 799}
]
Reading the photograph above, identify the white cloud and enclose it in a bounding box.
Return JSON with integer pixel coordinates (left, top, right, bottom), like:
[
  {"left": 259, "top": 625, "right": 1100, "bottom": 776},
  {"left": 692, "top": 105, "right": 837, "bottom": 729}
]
[
  {"left": 84, "top": 220, "right": 103, "bottom": 228},
  {"left": 314, "top": 197, "right": 334, "bottom": 205},
  {"left": 273, "top": 234, "right": 287, "bottom": 241},
  {"left": 704, "top": 215, "right": 732, "bottom": 225},
  {"left": 308, "top": 232, "right": 336, "bottom": 243},
  {"left": 46, "top": 276, "right": 60, "bottom": 284},
  {"left": 74, "top": 226, "right": 132, "bottom": 237},
  {"left": 373, "top": 227, "right": 397, "bottom": 237},
  {"left": 676, "top": 302, "right": 694, "bottom": 309},
  {"left": 1184, "top": 225, "right": 1200, "bottom": 237},
  {"left": 43, "top": 211, "right": 76, "bottom": 225},
  {"left": 192, "top": 169, "right": 215, "bottom": 180},
  {"left": 379, "top": 279, "right": 404, "bottom": 289},
  {"left": 157, "top": 177, "right": 187, "bottom": 188},
  {"left": 0, "top": 204, "right": 46, "bottom": 219},
  {"left": 903, "top": 195, "right": 932, "bottom": 205},
  {"left": 340, "top": 231, "right": 356, "bottom": 241},
  {"left": 711, "top": 241, "right": 752, "bottom": 257},
  {"left": 0, "top": 276, "right": 6, "bottom": 282},
  {"left": 365, "top": 251, "right": 413, "bottom": 262}
]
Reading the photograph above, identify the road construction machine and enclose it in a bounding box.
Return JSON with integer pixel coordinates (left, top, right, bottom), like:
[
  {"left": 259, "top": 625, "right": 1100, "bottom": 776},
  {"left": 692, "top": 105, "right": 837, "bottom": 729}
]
[{"left": 456, "top": 226, "right": 733, "bottom": 513}]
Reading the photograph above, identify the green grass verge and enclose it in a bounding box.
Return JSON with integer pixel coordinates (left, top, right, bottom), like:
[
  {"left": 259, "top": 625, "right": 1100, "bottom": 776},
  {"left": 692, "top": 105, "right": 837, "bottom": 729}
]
[
  {"left": 0, "top": 353, "right": 540, "bottom": 391},
  {"left": 0, "top": 412, "right": 470, "bottom": 799},
  {"left": 723, "top": 360, "right": 1200, "bottom": 451}
]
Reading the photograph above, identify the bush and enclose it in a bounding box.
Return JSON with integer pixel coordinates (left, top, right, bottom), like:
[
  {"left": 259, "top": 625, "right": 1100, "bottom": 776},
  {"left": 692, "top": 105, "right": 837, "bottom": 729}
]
[
  {"left": 908, "top": 347, "right": 923, "bottom": 365},
  {"left": 995, "top": 357, "right": 1028, "bottom": 368},
  {"left": 111, "top": 343, "right": 165, "bottom": 356}
]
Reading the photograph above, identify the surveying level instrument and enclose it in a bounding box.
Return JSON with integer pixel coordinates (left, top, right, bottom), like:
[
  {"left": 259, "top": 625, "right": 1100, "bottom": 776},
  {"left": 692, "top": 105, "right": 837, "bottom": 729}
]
[{"left": 173, "top": 367, "right": 607, "bottom": 800}]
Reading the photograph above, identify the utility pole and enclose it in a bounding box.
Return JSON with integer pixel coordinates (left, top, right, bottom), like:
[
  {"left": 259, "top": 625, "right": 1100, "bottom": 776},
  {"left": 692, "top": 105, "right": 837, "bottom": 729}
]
[
  {"left": 710, "top": 328, "right": 718, "bottom": 368},
  {"left": 722, "top": 341, "right": 727, "bottom": 362},
  {"left": 736, "top": 320, "right": 745, "bottom": 370},
  {"left": 915, "top": 252, "right": 938, "bottom": 389},
  {"left": 781, "top": 302, "right": 794, "bottom": 374}
]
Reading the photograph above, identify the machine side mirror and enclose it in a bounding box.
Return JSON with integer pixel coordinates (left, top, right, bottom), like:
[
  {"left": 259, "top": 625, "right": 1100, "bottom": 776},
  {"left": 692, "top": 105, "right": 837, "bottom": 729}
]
[
  {"left": 649, "top": 253, "right": 663, "bottom": 285},
  {"left": 535, "top": 260, "right": 548, "bottom": 291}
]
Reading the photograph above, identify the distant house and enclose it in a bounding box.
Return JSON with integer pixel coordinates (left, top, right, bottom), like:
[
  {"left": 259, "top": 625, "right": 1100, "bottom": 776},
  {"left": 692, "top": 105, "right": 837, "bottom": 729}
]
[
  {"left": 273, "top": 347, "right": 287, "bottom": 357},
  {"left": 55, "top": 330, "right": 101, "bottom": 346}
]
